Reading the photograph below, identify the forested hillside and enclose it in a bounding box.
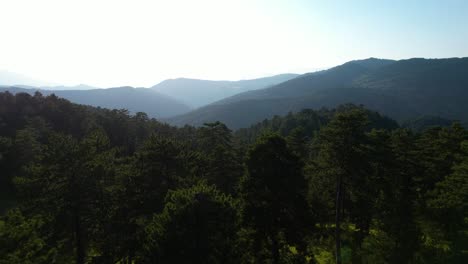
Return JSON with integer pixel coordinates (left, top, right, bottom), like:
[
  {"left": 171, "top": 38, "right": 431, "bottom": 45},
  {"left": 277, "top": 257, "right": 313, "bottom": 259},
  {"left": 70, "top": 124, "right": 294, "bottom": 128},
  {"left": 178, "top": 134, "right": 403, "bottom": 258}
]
[
  {"left": 0, "top": 86, "right": 191, "bottom": 118},
  {"left": 170, "top": 58, "right": 468, "bottom": 129},
  {"left": 1, "top": 91, "right": 466, "bottom": 263}
]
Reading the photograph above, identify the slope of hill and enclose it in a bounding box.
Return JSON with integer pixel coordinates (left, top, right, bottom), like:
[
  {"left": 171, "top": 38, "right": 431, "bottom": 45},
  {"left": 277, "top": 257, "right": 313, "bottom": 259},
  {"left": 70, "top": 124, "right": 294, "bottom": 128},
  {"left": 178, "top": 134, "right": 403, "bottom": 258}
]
[
  {"left": 169, "top": 57, "right": 468, "bottom": 129},
  {"left": 151, "top": 74, "right": 298, "bottom": 107},
  {"left": 212, "top": 58, "right": 394, "bottom": 105},
  {"left": 234, "top": 104, "right": 399, "bottom": 144},
  {"left": 0, "top": 86, "right": 191, "bottom": 118},
  {"left": 401, "top": 116, "right": 457, "bottom": 132}
]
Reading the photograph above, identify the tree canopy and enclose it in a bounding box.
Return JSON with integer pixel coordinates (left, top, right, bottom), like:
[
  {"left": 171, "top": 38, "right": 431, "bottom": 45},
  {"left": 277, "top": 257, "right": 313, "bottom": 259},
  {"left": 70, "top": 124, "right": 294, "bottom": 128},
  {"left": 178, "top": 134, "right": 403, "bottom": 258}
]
[{"left": 0, "top": 91, "right": 467, "bottom": 263}]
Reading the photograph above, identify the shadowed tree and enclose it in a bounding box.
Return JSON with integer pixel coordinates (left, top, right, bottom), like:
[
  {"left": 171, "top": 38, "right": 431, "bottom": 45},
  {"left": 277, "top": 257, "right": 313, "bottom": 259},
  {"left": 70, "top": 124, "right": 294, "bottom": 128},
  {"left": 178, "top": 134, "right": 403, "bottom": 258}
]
[
  {"left": 144, "top": 183, "right": 240, "bottom": 263},
  {"left": 310, "top": 109, "right": 369, "bottom": 264},
  {"left": 241, "top": 133, "right": 309, "bottom": 264},
  {"left": 197, "top": 122, "right": 242, "bottom": 194},
  {"left": 14, "top": 130, "right": 116, "bottom": 264}
]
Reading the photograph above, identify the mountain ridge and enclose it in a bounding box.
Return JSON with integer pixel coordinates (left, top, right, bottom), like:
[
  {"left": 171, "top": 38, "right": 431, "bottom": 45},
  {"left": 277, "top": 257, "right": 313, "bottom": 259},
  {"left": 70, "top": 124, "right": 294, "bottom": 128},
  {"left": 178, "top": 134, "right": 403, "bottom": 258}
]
[
  {"left": 0, "top": 86, "right": 191, "bottom": 118},
  {"left": 151, "top": 73, "right": 299, "bottom": 107},
  {"left": 168, "top": 57, "right": 468, "bottom": 129}
]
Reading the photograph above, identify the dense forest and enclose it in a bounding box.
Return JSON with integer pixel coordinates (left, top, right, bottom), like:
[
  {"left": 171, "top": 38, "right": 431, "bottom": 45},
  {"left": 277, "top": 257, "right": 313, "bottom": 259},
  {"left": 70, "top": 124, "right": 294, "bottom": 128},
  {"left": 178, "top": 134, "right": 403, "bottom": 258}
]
[
  {"left": 0, "top": 91, "right": 467, "bottom": 263},
  {"left": 170, "top": 58, "right": 468, "bottom": 129}
]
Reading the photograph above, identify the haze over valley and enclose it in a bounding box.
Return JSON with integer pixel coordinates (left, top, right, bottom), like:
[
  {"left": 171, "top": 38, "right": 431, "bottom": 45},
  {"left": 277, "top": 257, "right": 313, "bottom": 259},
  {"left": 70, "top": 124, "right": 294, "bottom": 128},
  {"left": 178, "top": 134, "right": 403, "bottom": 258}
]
[
  {"left": 2, "top": 57, "right": 467, "bottom": 129},
  {"left": 1, "top": 1, "right": 468, "bottom": 263}
]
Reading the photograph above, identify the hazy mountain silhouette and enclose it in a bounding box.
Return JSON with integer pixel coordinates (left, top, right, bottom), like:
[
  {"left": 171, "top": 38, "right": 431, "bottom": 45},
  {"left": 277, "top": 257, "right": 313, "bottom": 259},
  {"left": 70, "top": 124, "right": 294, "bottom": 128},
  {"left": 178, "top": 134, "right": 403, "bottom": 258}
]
[
  {"left": 0, "top": 86, "right": 191, "bottom": 118},
  {"left": 39, "top": 84, "right": 99, "bottom": 90},
  {"left": 151, "top": 74, "right": 299, "bottom": 107},
  {"left": 0, "top": 70, "right": 57, "bottom": 87},
  {"left": 169, "top": 57, "right": 468, "bottom": 129}
]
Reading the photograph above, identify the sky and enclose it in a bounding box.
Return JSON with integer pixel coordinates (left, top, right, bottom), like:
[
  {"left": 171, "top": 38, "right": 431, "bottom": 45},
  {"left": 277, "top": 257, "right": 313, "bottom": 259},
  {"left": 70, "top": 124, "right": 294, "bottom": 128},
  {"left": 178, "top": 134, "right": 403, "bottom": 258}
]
[{"left": 1, "top": 0, "right": 467, "bottom": 87}]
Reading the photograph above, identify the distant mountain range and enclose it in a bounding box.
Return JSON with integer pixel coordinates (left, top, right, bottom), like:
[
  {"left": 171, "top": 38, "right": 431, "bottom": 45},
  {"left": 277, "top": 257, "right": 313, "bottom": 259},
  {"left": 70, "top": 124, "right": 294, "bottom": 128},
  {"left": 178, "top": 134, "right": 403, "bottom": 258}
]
[
  {"left": 0, "top": 86, "right": 191, "bottom": 118},
  {"left": 0, "top": 70, "right": 57, "bottom": 87},
  {"left": 169, "top": 57, "right": 468, "bottom": 129},
  {"left": 3, "top": 58, "right": 467, "bottom": 129},
  {"left": 9, "top": 84, "right": 100, "bottom": 91},
  {"left": 151, "top": 74, "right": 299, "bottom": 107},
  {"left": 0, "top": 74, "right": 300, "bottom": 118}
]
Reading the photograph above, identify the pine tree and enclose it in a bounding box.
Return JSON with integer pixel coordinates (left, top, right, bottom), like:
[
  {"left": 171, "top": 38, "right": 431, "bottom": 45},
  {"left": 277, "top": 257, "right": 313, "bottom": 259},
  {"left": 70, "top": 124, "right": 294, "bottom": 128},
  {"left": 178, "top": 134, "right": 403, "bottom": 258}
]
[
  {"left": 241, "top": 133, "right": 309, "bottom": 264},
  {"left": 310, "top": 109, "right": 369, "bottom": 264}
]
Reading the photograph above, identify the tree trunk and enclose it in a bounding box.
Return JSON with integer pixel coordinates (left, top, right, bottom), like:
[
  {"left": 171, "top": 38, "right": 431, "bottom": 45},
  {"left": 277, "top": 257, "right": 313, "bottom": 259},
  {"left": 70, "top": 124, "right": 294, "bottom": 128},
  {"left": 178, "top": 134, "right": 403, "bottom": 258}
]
[
  {"left": 335, "top": 174, "right": 342, "bottom": 264},
  {"left": 272, "top": 234, "right": 280, "bottom": 264},
  {"left": 75, "top": 213, "right": 85, "bottom": 264}
]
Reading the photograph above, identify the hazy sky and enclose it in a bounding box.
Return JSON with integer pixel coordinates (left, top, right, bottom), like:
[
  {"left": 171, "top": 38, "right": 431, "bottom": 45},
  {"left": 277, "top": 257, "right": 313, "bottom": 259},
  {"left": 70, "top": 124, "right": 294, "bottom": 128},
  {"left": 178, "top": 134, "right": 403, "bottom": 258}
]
[{"left": 1, "top": 0, "right": 467, "bottom": 87}]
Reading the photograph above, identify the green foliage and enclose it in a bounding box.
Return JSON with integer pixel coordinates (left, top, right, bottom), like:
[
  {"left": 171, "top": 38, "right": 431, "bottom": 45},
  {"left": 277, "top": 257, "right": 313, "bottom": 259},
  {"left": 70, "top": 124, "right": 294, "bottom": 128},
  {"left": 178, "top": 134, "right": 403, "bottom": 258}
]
[
  {"left": 144, "top": 183, "right": 240, "bottom": 263},
  {"left": 308, "top": 109, "right": 371, "bottom": 263},
  {"left": 242, "top": 133, "right": 310, "bottom": 263},
  {"left": 198, "top": 122, "right": 243, "bottom": 194},
  {"left": 402, "top": 115, "right": 456, "bottom": 132},
  {"left": 0, "top": 136, "right": 15, "bottom": 213},
  {"left": 1, "top": 91, "right": 467, "bottom": 263},
  {"left": 0, "top": 209, "right": 69, "bottom": 264},
  {"left": 422, "top": 140, "right": 468, "bottom": 263},
  {"left": 235, "top": 105, "right": 397, "bottom": 145}
]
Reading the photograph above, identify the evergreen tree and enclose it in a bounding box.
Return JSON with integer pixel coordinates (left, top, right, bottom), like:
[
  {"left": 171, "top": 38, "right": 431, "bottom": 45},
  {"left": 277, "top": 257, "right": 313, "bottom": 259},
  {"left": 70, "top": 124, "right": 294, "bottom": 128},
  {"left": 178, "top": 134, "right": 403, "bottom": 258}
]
[
  {"left": 426, "top": 140, "right": 468, "bottom": 263},
  {"left": 14, "top": 130, "right": 116, "bottom": 264},
  {"left": 144, "top": 183, "right": 240, "bottom": 263},
  {"left": 309, "top": 109, "right": 369, "bottom": 264},
  {"left": 198, "top": 122, "right": 242, "bottom": 194},
  {"left": 241, "top": 133, "right": 309, "bottom": 264}
]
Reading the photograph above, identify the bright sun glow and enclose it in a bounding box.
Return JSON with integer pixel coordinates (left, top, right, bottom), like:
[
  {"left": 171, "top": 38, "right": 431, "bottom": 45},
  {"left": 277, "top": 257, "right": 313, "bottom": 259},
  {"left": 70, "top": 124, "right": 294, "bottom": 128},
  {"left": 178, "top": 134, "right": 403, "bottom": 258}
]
[{"left": 1, "top": 0, "right": 467, "bottom": 87}]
